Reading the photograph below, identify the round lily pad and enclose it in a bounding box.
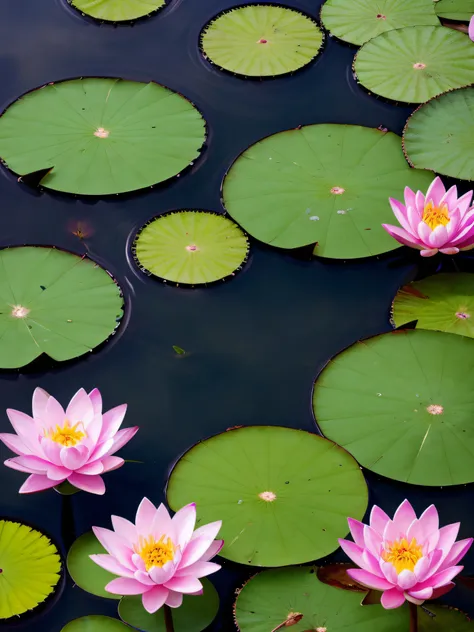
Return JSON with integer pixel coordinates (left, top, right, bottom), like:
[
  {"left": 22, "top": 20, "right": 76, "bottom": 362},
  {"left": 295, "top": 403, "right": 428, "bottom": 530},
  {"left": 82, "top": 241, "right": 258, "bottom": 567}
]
[
  {"left": 69, "top": 0, "right": 166, "bottom": 22},
  {"left": 67, "top": 531, "right": 120, "bottom": 600},
  {"left": 133, "top": 211, "right": 249, "bottom": 286},
  {"left": 61, "top": 616, "right": 129, "bottom": 632},
  {"left": 200, "top": 4, "right": 324, "bottom": 77},
  {"left": 321, "top": 0, "right": 439, "bottom": 46},
  {"left": 0, "top": 78, "right": 206, "bottom": 195},
  {"left": 313, "top": 329, "right": 474, "bottom": 486},
  {"left": 0, "top": 520, "right": 62, "bottom": 619},
  {"left": 0, "top": 246, "right": 123, "bottom": 369},
  {"left": 119, "top": 578, "right": 219, "bottom": 632},
  {"left": 392, "top": 273, "right": 474, "bottom": 338},
  {"left": 234, "top": 566, "right": 473, "bottom": 631},
  {"left": 435, "top": 0, "right": 474, "bottom": 21},
  {"left": 222, "top": 124, "right": 433, "bottom": 259},
  {"left": 403, "top": 86, "right": 474, "bottom": 181},
  {"left": 354, "top": 26, "right": 474, "bottom": 104},
  {"left": 167, "top": 426, "right": 368, "bottom": 567}
]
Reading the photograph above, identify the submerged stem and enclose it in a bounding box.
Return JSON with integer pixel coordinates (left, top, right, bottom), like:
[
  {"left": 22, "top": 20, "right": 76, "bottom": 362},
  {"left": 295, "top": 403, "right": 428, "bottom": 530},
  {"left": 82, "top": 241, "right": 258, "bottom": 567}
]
[
  {"left": 409, "top": 602, "right": 418, "bottom": 632},
  {"left": 164, "top": 605, "right": 175, "bottom": 632}
]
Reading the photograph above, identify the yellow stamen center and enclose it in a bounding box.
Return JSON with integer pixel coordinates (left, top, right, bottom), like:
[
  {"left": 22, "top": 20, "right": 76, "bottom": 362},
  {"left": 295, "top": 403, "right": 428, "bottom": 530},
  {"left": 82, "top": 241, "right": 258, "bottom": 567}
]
[
  {"left": 45, "top": 420, "right": 87, "bottom": 447},
  {"left": 382, "top": 537, "right": 423, "bottom": 574},
  {"left": 422, "top": 201, "right": 449, "bottom": 231},
  {"left": 135, "top": 535, "right": 175, "bottom": 571}
]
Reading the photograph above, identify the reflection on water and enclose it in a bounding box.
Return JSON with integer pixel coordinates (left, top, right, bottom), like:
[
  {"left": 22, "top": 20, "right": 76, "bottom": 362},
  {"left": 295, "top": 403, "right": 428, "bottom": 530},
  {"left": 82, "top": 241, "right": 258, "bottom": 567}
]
[{"left": 0, "top": 0, "right": 473, "bottom": 629}]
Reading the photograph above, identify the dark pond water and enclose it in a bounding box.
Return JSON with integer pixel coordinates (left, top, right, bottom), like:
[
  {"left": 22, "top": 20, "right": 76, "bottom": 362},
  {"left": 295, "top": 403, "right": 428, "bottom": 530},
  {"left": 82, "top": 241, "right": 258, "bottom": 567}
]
[{"left": 0, "top": 0, "right": 473, "bottom": 630}]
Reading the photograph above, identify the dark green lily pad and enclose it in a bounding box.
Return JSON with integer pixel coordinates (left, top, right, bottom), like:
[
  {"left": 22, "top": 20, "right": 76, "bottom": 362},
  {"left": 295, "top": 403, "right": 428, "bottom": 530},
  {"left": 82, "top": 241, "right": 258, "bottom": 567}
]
[
  {"left": 0, "top": 246, "right": 123, "bottom": 369},
  {"left": 435, "top": 0, "right": 474, "bottom": 21},
  {"left": 313, "top": 329, "right": 474, "bottom": 486},
  {"left": 321, "top": 0, "right": 439, "bottom": 46},
  {"left": 392, "top": 273, "right": 474, "bottom": 337},
  {"left": 133, "top": 211, "right": 249, "bottom": 285},
  {"left": 222, "top": 124, "right": 433, "bottom": 258},
  {"left": 0, "top": 78, "right": 206, "bottom": 195},
  {"left": 354, "top": 26, "right": 474, "bottom": 104},
  {"left": 69, "top": 0, "right": 166, "bottom": 22},
  {"left": 61, "top": 616, "right": 129, "bottom": 632},
  {"left": 119, "top": 578, "right": 219, "bottom": 632},
  {"left": 167, "top": 426, "right": 368, "bottom": 567},
  {"left": 403, "top": 86, "right": 474, "bottom": 181},
  {"left": 67, "top": 532, "right": 120, "bottom": 600},
  {"left": 200, "top": 4, "right": 324, "bottom": 77},
  {"left": 234, "top": 566, "right": 473, "bottom": 631}
]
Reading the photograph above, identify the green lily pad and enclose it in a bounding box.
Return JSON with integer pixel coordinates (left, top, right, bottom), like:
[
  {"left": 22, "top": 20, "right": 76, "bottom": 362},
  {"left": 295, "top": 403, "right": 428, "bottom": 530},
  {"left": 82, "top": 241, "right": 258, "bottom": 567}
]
[
  {"left": 403, "top": 86, "right": 474, "bottom": 181},
  {"left": 200, "top": 4, "right": 324, "bottom": 77},
  {"left": 0, "top": 78, "right": 206, "bottom": 195},
  {"left": 392, "top": 273, "right": 474, "bottom": 337},
  {"left": 354, "top": 26, "right": 474, "bottom": 104},
  {"left": 313, "top": 329, "right": 474, "bottom": 486},
  {"left": 67, "top": 532, "right": 120, "bottom": 600},
  {"left": 0, "top": 520, "right": 62, "bottom": 619},
  {"left": 0, "top": 246, "right": 123, "bottom": 369},
  {"left": 222, "top": 124, "right": 433, "bottom": 258},
  {"left": 69, "top": 0, "right": 166, "bottom": 22},
  {"left": 167, "top": 426, "right": 368, "bottom": 567},
  {"left": 234, "top": 566, "right": 473, "bottom": 631},
  {"left": 119, "top": 578, "right": 219, "bottom": 632},
  {"left": 435, "top": 0, "right": 474, "bottom": 21},
  {"left": 61, "top": 616, "right": 129, "bottom": 632},
  {"left": 133, "top": 211, "right": 249, "bottom": 286},
  {"left": 320, "top": 0, "right": 439, "bottom": 46}
]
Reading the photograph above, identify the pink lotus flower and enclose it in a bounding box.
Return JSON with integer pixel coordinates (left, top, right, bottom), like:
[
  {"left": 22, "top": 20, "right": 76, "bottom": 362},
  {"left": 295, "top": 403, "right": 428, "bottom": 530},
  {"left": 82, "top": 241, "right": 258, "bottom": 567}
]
[
  {"left": 470, "top": 16, "right": 474, "bottom": 41},
  {"left": 0, "top": 388, "right": 138, "bottom": 495},
  {"left": 339, "top": 500, "right": 472, "bottom": 609},
  {"left": 90, "top": 498, "right": 223, "bottom": 613},
  {"left": 382, "top": 176, "right": 474, "bottom": 256}
]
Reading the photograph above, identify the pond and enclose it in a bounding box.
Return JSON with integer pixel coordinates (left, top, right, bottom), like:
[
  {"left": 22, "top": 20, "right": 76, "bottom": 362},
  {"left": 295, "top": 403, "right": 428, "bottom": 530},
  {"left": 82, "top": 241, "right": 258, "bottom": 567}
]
[{"left": 0, "top": 0, "right": 473, "bottom": 631}]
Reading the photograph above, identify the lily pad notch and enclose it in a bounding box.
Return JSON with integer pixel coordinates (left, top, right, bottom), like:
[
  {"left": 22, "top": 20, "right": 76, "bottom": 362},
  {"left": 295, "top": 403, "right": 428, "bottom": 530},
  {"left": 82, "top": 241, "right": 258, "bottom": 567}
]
[
  {"left": 391, "top": 273, "right": 474, "bottom": 338},
  {"left": 67, "top": 0, "right": 168, "bottom": 24},
  {"left": 200, "top": 3, "right": 325, "bottom": 78},
  {"left": 0, "top": 78, "right": 207, "bottom": 196},
  {"left": 0, "top": 246, "right": 124, "bottom": 369},
  {"left": 132, "top": 210, "right": 250, "bottom": 287}
]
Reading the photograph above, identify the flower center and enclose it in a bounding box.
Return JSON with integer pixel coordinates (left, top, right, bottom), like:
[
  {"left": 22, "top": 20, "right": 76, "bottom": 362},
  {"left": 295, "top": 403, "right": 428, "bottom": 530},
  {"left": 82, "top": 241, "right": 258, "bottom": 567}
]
[
  {"left": 422, "top": 201, "right": 449, "bottom": 231},
  {"left": 11, "top": 305, "right": 30, "bottom": 318},
  {"left": 94, "top": 127, "right": 110, "bottom": 139},
  {"left": 382, "top": 537, "right": 423, "bottom": 574},
  {"left": 259, "top": 491, "right": 277, "bottom": 502},
  {"left": 427, "top": 404, "right": 443, "bottom": 415},
  {"left": 45, "top": 420, "right": 87, "bottom": 447},
  {"left": 135, "top": 535, "right": 175, "bottom": 571}
]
